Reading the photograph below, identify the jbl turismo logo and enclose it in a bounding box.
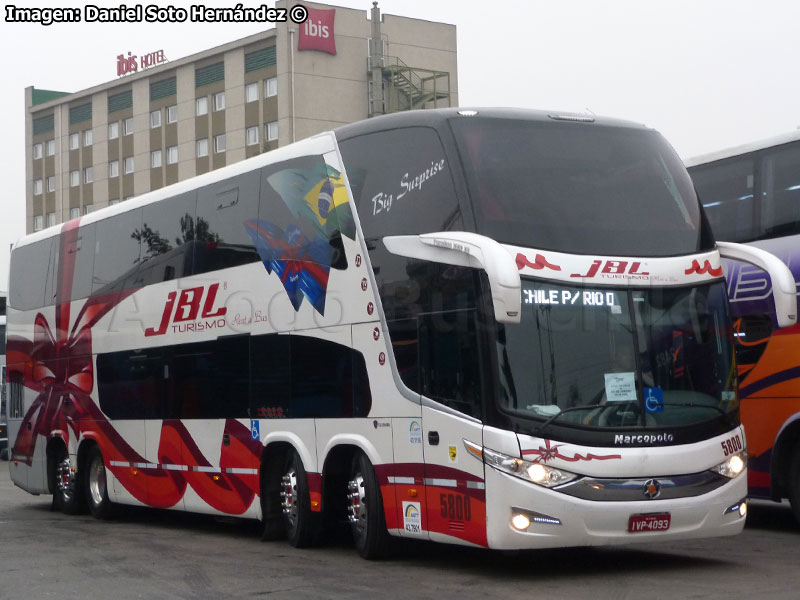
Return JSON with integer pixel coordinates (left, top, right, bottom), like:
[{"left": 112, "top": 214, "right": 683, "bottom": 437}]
[{"left": 297, "top": 6, "right": 336, "bottom": 55}]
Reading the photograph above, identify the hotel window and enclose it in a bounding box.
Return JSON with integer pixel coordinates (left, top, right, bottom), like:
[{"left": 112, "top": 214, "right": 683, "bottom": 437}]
[
  {"left": 196, "top": 138, "right": 208, "bottom": 157},
  {"left": 33, "top": 143, "right": 43, "bottom": 159},
  {"left": 70, "top": 170, "right": 80, "bottom": 187},
  {"left": 109, "top": 160, "right": 119, "bottom": 178},
  {"left": 214, "top": 133, "right": 226, "bottom": 153},
  {"left": 267, "top": 121, "right": 278, "bottom": 142},
  {"left": 167, "top": 145, "right": 178, "bottom": 164},
  {"left": 84, "top": 166, "right": 94, "bottom": 184},
  {"left": 46, "top": 212, "right": 56, "bottom": 228},
  {"left": 167, "top": 104, "right": 177, "bottom": 123},
  {"left": 109, "top": 199, "right": 120, "bottom": 206},
  {"left": 47, "top": 176, "right": 55, "bottom": 192},
  {"left": 84, "top": 129, "right": 93, "bottom": 146},
  {"left": 109, "top": 122, "right": 119, "bottom": 140},
  {"left": 123, "top": 117, "right": 134, "bottom": 136},
  {"left": 246, "top": 126, "right": 259, "bottom": 146},
  {"left": 34, "top": 215, "right": 44, "bottom": 231},
  {"left": 46, "top": 140, "right": 55, "bottom": 156},
  {"left": 84, "top": 204, "right": 95, "bottom": 215},
  {"left": 196, "top": 96, "right": 208, "bottom": 116},
  {"left": 69, "top": 207, "right": 80, "bottom": 220},
  {"left": 150, "top": 109, "right": 162, "bottom": 128},
  {"left": 151, "top": 149, "right": 162, "bottom": 168},
  {"left": 265, "top": 77, "right": 277, "bottom": 98},
  {"left": 124, "top": 157, "right": 134, "bottom": 174},
  {"left": 246, "top": 83, "right": 258, "bottom": 103},
  {"left": 213, "top": 92, "right": 226, "bottom": 111},
  {"left": 33, "top": 179, "right": 42, "bottom": 195},
  {"left": 69, "top": 133, "right": 79, "bottom": 150}
]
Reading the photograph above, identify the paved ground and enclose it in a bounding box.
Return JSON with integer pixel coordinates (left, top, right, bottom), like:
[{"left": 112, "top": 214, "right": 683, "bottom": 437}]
[{"left": 1, "top": 463, "right": 798, "bottom": 600}]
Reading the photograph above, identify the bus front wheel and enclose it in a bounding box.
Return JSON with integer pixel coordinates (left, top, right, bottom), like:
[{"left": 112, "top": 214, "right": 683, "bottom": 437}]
[{"left": 347, "top": 452, "right": 391, "bottom": 559}]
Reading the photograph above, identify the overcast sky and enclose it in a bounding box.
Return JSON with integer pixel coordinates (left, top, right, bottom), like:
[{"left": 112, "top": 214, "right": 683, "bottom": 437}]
[{"left": 1, "top": 0, "right": 798, "bottom": 287}]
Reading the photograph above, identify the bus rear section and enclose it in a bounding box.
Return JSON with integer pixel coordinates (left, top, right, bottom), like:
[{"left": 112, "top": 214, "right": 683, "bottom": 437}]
[{"left": 6, "top": 109, "right": 794, "bottom": 558}]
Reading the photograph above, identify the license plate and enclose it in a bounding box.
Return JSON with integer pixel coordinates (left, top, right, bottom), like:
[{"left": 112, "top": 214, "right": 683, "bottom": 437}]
[{"left": 628, "top": 513, "right": 671, "bottom": 533}]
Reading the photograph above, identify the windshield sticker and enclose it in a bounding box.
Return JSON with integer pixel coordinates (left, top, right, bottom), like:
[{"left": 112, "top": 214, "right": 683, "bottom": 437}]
[
  {"left": 644, "top": 387, "right": 664, "bottom": 413},
  {"left": 604, "top": 372, "right": 637, "bottom": 402}
]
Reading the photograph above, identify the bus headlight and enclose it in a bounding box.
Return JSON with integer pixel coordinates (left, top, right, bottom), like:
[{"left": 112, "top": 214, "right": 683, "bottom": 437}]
[
  {"left": 482, "top": 446, "right": 578, "bottom": 488},
  {"left": 711, "top": 451, "right": 747, "bottom": 479}
]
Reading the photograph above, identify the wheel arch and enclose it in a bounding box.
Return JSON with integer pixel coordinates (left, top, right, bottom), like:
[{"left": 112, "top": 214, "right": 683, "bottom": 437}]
[{"left": 770, "top": 412, "right": 800, "bottom": 499}]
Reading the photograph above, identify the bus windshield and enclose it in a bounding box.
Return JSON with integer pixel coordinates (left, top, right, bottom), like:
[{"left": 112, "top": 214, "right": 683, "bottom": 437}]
[
  {"left": 497, "top": 279, "right": 737, "bottom": 430},
  {"left": 450, "top": 117, "right": 709, "bottom": 256}
]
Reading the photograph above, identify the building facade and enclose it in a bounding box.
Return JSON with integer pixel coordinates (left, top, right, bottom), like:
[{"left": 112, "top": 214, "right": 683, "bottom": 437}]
[{"left": 24, "top": 1, "right": 457, "bottom": 233}]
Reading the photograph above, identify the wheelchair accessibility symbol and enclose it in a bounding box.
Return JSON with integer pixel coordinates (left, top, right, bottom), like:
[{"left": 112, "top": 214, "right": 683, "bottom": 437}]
[
  {"left": 644, "top": 387, "right": 664, "bottom": 413},
  {"left": 251, "top": 420, "right": 260, "bottom": 441}
]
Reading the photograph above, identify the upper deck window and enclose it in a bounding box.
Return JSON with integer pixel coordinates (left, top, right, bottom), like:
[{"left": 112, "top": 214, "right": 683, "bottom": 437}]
[{"left": 450, "top": 118, "right": 710, "bottom": 257}]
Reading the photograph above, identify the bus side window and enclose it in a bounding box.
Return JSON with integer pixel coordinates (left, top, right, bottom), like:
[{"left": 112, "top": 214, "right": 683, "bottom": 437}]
[
  {"left": 9, "top": 238, "right": 52, "bottom": 311},
  {"left": 691, "top": 158, "right": 756, "bottom": 243},
  {"left": 194, "top": 172, "right": 261, "bottom": 275},
  {"left": 92, "top": 208, "right": 143, "bottom": 295},
  {"left": 733, "top": 313, "right": 773, "bottom": 375},
  {"left": 760, "top": 145, "right": 800, "bottom": 238},
  {"left": 69, "top": 224, "right": 97, "bottom": 302},
  {"left": 136, "top": 191, "right": 197, "bottom": 286}
]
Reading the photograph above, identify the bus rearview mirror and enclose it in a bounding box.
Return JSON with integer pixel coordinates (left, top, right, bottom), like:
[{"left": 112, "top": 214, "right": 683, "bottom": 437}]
[
  {"left": 383, "top": 231, "right": 521, "bottom": 324},
  {"left": 717, "top": 241, "right": 797, "bottom": 329}
]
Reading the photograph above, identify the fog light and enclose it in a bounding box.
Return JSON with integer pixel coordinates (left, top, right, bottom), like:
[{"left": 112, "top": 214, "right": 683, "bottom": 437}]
[
  {"left": 739, "top": 501, "right": 747, "bottom": 518},
  {"left": 511, "top": 513, "right": 531, "bottom": 531}
]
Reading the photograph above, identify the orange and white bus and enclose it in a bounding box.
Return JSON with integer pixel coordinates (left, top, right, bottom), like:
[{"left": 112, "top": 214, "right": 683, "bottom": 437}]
[
  {"left": 687, "top": 132, "right": 800, "bottom": 522},
  {"left": 8, "top": 109, "right": 793, "bottom": 557}
]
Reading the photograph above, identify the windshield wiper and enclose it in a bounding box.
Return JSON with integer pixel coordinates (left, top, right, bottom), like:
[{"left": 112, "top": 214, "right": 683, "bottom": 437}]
[
  {"left": 660, "top": 402, "right": 737, "bottom": 425},
  {"left": 533, "top": 403, "right": 609, "bottom": 436}
]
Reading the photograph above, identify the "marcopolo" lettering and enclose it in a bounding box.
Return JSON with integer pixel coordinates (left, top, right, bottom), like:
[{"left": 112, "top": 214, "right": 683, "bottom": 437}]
[{"left": 614, "top": 433, "right": 674, "bottom": 445}]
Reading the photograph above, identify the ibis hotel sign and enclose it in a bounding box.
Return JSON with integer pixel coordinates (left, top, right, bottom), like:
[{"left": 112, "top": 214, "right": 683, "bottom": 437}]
[
  {"left": 116, "top": 49, "right": 168, "bottom": 77},
  {"left": 297, "top": 6, "right": 336, "bottom": 55}
]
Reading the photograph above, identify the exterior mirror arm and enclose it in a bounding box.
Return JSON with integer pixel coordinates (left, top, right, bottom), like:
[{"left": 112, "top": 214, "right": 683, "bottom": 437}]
[
  {"left": 383, "top": 232, "right": 521, "bottom": 324},
  {"left": 717, "top": 241, "right": 797, "bottom": 328}
]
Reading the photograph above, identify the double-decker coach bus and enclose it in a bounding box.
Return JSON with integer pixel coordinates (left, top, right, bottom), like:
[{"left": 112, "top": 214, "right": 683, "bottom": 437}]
[
  {"left": 8, "top": 108, "right": 795, "bottom": 558},
  {"left": 687, "top": 132, "right": 800, "bottom": 522}
]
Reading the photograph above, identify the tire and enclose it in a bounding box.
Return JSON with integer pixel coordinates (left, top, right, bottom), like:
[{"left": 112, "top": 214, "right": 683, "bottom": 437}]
[
  {"left": 259, "top": 457, "right": 286, "bottom": 542},
  {"left": 51, "top": 443, "right": 83, "bottom": 515},
  {"left": 85, "top": 446, "right": 114, "bottom": 519},
  {"left": 279, "top": 450, "right": 317, "bottom": 547},
  {"left": 347, "top": 452, "right": 392, "bottom": 559},
  {"left": 789, "top": 445, "right": 800, "bottom": 525}
]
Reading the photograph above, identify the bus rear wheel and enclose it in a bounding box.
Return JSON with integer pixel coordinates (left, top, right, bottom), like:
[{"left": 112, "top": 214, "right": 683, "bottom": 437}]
[
  {"left": 347, "top": 452, "right": 391, "bottom": 559},
  {"left": 789, "top": 445, "right": 800, "bottom": 525},
  {"left": 51, "top": 444, "right": 83, "bottom": 515},
  {"left": 280, "top": 450, "right": 316, "bottom": 547},
  {"left": 85, "top": 446, "right": 114, "bottom": 519}
]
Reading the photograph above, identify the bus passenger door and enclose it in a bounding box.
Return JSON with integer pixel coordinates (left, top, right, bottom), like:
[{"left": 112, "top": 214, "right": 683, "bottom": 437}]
[{"left": 418, "top": 310, "right": 488, "bottom": 547}]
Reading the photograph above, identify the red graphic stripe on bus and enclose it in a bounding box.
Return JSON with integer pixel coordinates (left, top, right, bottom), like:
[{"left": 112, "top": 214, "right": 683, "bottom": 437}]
[
  {"left": 515, "top": 252, "right": 561, "bottom": 272},
  {"left": 522, "top": 439, "right": 622, "bottom": 463},
  {"left": 685, "top": 259, "right": 723, "bottom": 277},
  {"left": 9, "top": 220, "right": 264, "bottom": 515}
]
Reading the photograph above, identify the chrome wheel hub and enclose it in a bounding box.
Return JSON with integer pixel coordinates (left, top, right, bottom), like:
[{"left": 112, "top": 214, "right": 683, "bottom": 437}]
[
  {"left": 88, "top": 456, "right": 107, "bottom": 506},
  {"left": 280, "top": 470, "right": 298, "bottom": 527},
  {"left": 347, "top": 474, "right": 366, "bottom": 529},
  {"left": 56, "top": 457, "right": 76, "bottom": 501}
]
